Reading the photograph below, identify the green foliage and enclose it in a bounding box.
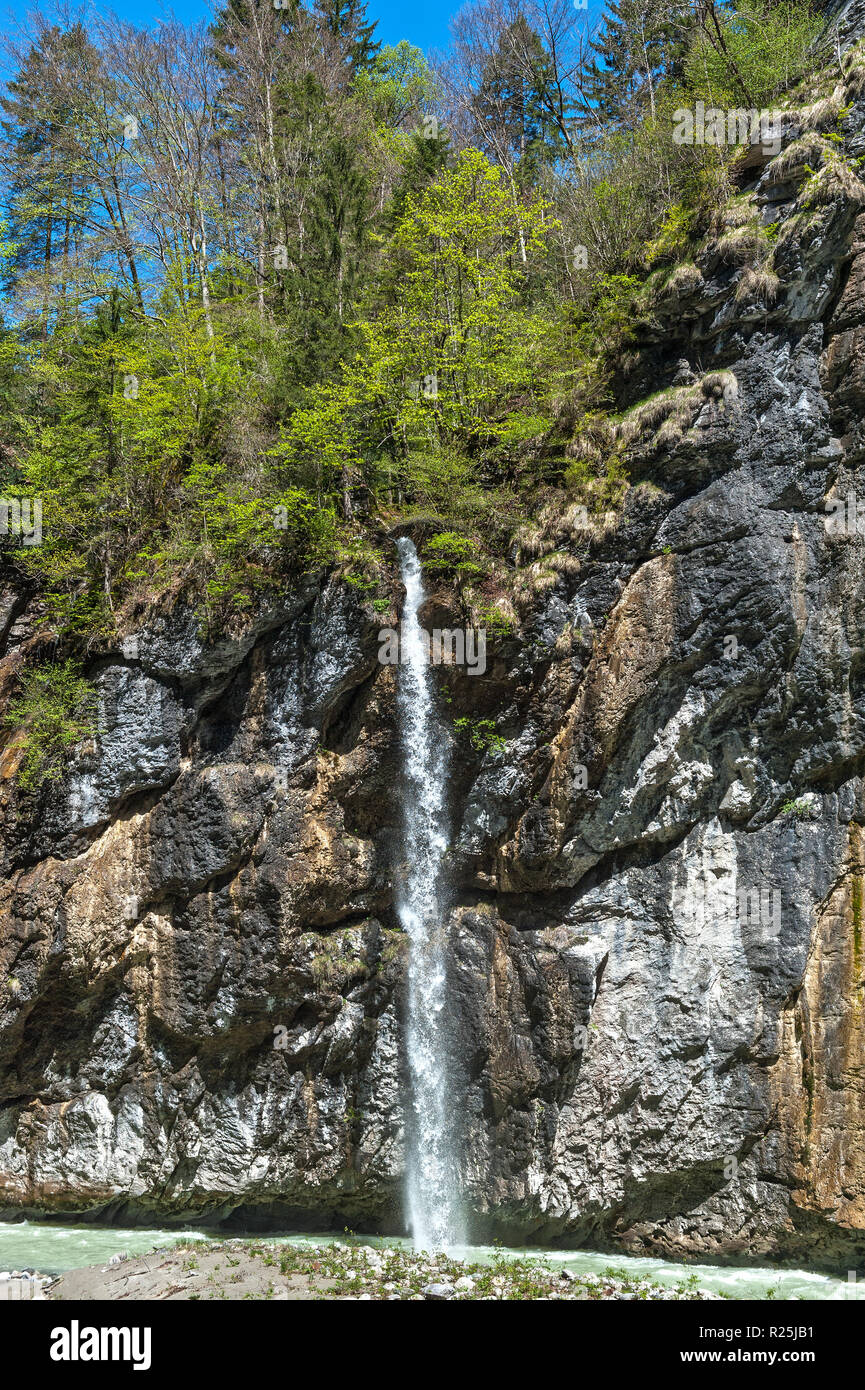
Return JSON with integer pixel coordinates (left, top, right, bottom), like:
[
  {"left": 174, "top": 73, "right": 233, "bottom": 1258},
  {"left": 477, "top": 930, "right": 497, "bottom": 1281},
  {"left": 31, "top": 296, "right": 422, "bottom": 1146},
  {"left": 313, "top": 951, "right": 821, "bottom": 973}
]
[
  {"left": 585, "top": 0, "right": 687, "bottom": 129},
  {"left": 398, "top": 451, "right": 484, "bottom": 518},
  {"left": 685, "top": 0, "right": 822, "bottom": 109},
  {"left": 317, "top": 0, "right": 380, "bottom": 74},
  {"left": 474, "top": 14, "right": 569, "bottom": 179},
  {"left": 476, "top": 602, "right": 515, "bottom": 637},
  {"left": 422, "top": 531, "right": 483, "bottom": 577},
  {"left": 337, "top": 533, "right": 385, "bottom": 593},
  {"left": 386, "top": 126, "right": 450, "bottom": 230},
  {"left": 4, "top": 660, "right": 96, "bottom": 789},
  {"left": 0, "top": 0, "right": 836, "bottom": 658},
  {"left": 10, "top": 299, "right": 320, "bottom": 633},
  {"left": 564, "top": 449, "right": 628, "bottom": 512},
  {"left": 270, "top": 147, "right": 557, "bottom": 532},
  {"left": 645, "top": 202, "right": 698, "bottom": 267},
  {"left": 495, "top": 411, "right": 549, "bottom": 445},
  {"left": 270, "top": 383, "right": 365, "bottom": 501},
  {"left": 185, "top": 472, "right": 336, "bottom": 629},
  {"left": 354, "top": 41, "right": 435, "bottom": 128},
  {"left": 587, "top": 273, "right": 642, "bottom": 345},
  {"left": 371, "top": 148, "right": 555, "bottom": 445},
  {"left": 453, "top": 716, "right": 506, "bottom": 755}
]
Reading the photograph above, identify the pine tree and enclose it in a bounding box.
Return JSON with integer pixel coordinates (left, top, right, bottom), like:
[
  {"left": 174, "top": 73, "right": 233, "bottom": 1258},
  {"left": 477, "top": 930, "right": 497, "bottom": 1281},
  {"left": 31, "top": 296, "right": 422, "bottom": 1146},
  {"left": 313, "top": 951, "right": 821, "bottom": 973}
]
[
  {"left": 474, "top": 16, "right": 566, "bottom": 183},
  {"left": 584, "top": 0, "right": 687, "bottom": 129},
  {"left": 0, "top": 24, "right": 96, "bottom": 320},
  {"left": 315, "top": 0, "right": 380, "bottom": 78},
  {"left": 388, "top": 126, "right": 450, "bottom": 230}
]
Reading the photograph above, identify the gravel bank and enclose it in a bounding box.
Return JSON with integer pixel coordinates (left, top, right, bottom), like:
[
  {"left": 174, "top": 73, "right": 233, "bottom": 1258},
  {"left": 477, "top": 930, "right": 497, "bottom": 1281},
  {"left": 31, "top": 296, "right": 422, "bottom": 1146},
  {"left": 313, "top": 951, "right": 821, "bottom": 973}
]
[{"left": 48, "top": 1240, "right": 725, "bottom": 1301}]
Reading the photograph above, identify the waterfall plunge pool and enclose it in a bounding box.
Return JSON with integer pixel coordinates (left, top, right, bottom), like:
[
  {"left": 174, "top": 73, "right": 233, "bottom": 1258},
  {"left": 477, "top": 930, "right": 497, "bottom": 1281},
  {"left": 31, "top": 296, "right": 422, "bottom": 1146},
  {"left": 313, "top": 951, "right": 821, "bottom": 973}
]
[{"left": 1, "top": 1221, "right": 861, "bottom": 1299}]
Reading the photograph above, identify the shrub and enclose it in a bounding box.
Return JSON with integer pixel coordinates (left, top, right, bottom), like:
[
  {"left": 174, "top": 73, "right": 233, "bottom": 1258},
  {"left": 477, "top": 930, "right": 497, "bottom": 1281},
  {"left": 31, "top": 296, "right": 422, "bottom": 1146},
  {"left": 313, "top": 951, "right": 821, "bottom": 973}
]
[
  {"left": 685, "top": 0, "right": 822, "bottom": 110},
  {"left": 4, "top": 660, "right": 97, "bottom": 790},
  {"left": 453, "top": 716, "right": 505, "bottom": 754},
  {"left": 423, "top": 531, "right": 484, "bottom": 577}
]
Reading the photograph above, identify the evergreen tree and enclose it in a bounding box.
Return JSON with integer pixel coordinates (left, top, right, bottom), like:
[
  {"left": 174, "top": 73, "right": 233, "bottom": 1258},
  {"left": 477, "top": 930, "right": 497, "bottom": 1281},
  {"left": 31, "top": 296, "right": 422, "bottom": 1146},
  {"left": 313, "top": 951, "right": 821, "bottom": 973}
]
[
  {"left": 275, "top": 70, "right": 372, "bottom": 386},
  {"left": 584, "top": 0, "right": 687, "bottom": 129},
  {"left": 315, "top": 0, "right": 380, "bottom": 78},
  {"left": 302, "top": 128, "right": 369, "bottom": 361},
  {"left": 388, "top": 126, "right": 450, "bottom": 230},
  {"left": 474, "top": 15, "right": 566, "bottom": 183},
  {"left": 0, "top": 24, "right": 96, "bottom": 319}
]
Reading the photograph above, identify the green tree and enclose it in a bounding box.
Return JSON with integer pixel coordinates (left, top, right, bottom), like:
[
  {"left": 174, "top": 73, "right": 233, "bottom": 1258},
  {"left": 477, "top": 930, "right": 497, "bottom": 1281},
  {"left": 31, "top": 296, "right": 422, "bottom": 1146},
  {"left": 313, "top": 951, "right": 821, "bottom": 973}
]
[
  {"left": 0, "top": 23, "right": 100, "bottom": 327},
  {"left": 273, "top": 148, "right": 555, "bottom": 512},
  {"left": 315, "top": 0, "right": 381, "bottom": 78},
  {"left": 585, "top": 0, "right": 687, "bottom": 129},
  {"left": 372, "top": 148, "right": 551, "bottom": 440},
  {"left": 274, "top": 70, "right": 372, "bottom": 386},
  {"left": 474, "top": 14, "right": 566, "bottom": 182},
  {"left": 685, "top": 0, "right": 821, "bottom": 109},
  {"left": 387, "top": 126, "right": 451, "bottom": 230},
  {"left": 354, "top": 41, "right": 436, "bottom": 130},
  {"left": 4, "top": 660, "right": 96, "bottom": 789}
]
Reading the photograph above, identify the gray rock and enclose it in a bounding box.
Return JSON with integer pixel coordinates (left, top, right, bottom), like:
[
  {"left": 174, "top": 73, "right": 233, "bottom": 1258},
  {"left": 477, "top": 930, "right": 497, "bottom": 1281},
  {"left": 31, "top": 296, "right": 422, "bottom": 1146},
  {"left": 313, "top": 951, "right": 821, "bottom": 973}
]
[{"left": 6, "top": 33, "right": 865, "bottom": 1275}]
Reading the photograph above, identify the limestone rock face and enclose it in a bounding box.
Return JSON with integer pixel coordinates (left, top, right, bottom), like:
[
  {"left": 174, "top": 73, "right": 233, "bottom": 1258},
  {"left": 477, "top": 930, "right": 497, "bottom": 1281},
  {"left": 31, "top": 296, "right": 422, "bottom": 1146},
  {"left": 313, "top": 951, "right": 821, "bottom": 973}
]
[{"left": 7, "top": 29, "right": 865, "bottom": 1269}]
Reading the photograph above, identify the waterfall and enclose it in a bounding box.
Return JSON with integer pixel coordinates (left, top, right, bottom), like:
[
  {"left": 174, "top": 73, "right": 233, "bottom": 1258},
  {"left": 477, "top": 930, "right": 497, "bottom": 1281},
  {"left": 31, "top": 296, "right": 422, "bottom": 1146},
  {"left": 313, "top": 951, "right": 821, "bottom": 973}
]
[{"left": 394, "top": 536, "right": 463, "bottom": 1250}]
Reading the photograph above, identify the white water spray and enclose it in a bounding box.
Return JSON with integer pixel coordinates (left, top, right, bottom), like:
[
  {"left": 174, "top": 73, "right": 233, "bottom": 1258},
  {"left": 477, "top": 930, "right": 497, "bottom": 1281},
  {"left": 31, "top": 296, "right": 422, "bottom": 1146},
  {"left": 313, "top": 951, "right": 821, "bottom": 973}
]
[{"left": 395, "top": 537, "right": 463, "bottom": 1250}]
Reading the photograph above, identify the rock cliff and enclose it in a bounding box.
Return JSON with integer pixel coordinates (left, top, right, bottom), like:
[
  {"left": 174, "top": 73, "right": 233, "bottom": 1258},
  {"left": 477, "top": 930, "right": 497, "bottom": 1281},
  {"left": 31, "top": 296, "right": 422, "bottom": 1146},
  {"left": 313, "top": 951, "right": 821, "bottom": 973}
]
[{"left": 5, "top": 5, "right": 865, "bottom": 1272}]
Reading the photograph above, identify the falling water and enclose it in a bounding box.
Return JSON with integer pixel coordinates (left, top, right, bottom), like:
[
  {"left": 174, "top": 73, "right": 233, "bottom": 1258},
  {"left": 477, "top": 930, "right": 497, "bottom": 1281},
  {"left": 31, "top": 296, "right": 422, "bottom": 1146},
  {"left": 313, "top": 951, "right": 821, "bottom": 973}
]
[{"left": 394, "top": 536, "right": 463, "bottom": 1250}]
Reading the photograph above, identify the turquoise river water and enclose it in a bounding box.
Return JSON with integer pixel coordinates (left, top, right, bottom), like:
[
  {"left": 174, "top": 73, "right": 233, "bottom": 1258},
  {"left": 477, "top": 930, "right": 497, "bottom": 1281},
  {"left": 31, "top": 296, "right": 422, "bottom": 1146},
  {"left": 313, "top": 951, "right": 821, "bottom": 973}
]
[{"left": 0, "top": 1221, "right": 863, "bottom": 1299}]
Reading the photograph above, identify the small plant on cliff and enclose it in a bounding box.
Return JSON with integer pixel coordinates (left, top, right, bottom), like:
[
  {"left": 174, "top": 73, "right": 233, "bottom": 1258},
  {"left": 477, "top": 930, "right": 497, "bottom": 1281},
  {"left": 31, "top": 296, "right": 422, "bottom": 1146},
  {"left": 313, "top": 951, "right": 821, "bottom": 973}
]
[
  {"left": 4, "top": 660, "right": 97, "bottom": 790},
  {"left": 475, "top": 602, "right": 515, "bottom": 638},
  {"left": 645, "top": 202, "right": 698, "bottom": 268},
  {"left": 564, "top": 448, "right": 628, "bottom": 513},
  {"left": 454, "top": 716, "right": 506, "bottom": 755},
  {"left": 423, "top": 531, "right": 484, "bottom": 579}
]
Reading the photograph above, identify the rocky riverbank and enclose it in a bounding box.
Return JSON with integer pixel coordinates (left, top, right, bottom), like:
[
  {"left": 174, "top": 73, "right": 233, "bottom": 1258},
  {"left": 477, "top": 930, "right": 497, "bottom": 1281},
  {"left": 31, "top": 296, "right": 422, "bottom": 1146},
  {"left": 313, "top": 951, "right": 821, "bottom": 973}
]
[
  {"left": 48, "top": 1240, "right": 722, "bottom": 1301},
  {"left": 0, "top": 1268, "right": 54, "bottom": 1299}
]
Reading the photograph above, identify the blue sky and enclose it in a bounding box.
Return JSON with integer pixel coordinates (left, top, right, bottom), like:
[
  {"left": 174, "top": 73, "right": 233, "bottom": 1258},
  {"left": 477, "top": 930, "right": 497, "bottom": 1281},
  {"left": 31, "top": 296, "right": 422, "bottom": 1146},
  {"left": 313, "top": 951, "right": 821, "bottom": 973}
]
[{"left": 0, "top": 0, "right": 457, "bottom": 56}]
